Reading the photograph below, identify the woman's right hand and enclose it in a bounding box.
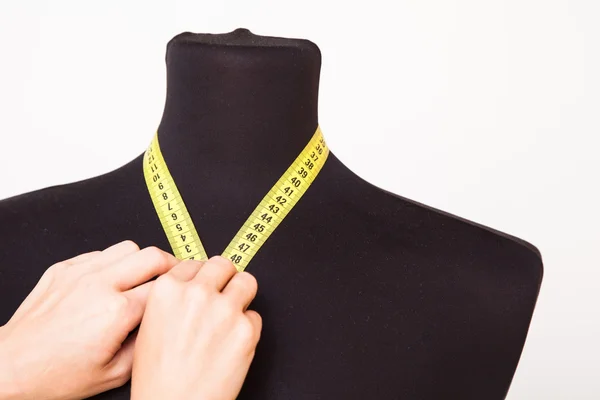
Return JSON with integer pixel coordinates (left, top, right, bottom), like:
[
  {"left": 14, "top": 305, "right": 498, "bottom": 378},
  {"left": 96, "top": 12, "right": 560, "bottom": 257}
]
[{"left": 131, "top": 256, "right": 262, "bottom": 400}]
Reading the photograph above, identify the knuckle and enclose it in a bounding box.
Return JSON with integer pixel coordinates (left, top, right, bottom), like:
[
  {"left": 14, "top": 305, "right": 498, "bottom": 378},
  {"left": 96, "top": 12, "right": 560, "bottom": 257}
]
[
  {"left": 209, "top": 255, "right": 236, "bottom": 272},
  {"left": 106, "top": 362, "right": 131, "bottom": 385},
  {"left": 216, "top": 297, "right": 239, "bottom": 319},
  {"left": 246, "top": 311, "right": 262, "bottom": 341},
  {"left": 39, "top": 266, "right": 58, "bottom": 284},
  {"left": 235, "top": 317, "right": 257, "bottom": 343},
  {"left": 186, "top": 282, "right": 210, "bottom": 303},
  {"left": 210, "top": 255, "right": 232, "bottom": 265},
  {"left": 249, "top": 310, "right": 262, "bottom": 327},
  {"left": 48, "top": 261, "right": 67, "bottom": 273},
  {"left": 156, "top": 272, "right": 179, "bottom": 290},
  {"left": 42, "top": 261, "right": 69, "bottom": 282},
  {"left": 120, "top": 240, "right": 140, "bottom": 252},
  {"left": 143, "top": 246, "right": 168, "bottom": 264},
  {"left": 238, "top": 272, "right": 258, "bottom": 291},
  {"left": 143, "top": 245, "right": 163, "bottom": 258},
  {"left": 109, "top": 295, "right": 130, "bottom": 315},
  {"left": 54, "top": 260, "right": 69, "bottom": 269}
]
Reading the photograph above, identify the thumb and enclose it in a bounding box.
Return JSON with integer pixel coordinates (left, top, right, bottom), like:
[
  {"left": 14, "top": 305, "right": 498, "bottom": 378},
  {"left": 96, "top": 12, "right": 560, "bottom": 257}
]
[{"left": 101, "top": 331, "right": 138, "bottom": 389}]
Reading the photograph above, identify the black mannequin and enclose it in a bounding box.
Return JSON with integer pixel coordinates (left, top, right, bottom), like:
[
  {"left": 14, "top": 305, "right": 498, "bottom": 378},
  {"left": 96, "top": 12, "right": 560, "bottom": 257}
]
[{"left": 0, "top": 29, "right": 542, "bottom": 399}]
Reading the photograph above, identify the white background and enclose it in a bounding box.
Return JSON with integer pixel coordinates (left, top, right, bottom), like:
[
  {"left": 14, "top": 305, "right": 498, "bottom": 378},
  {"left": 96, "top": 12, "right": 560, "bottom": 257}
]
[{"left": 0, "top": 1, "right": 598, "bottom": 398}]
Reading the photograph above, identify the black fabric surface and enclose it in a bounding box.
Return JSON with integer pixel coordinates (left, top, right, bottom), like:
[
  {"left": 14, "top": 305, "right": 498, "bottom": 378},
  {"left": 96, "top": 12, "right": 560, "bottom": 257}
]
[{"left": 0, "top": 28, "right": 543, "bottom": 399}]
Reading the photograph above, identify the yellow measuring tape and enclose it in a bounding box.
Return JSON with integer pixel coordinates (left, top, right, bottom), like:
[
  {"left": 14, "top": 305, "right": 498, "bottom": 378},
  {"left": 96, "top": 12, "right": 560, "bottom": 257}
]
[{"left": 143, "top": 126, "right": 329, "bottom": 271}]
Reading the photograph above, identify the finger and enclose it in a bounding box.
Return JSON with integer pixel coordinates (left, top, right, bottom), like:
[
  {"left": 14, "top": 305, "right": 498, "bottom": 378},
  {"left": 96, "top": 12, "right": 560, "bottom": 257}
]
[
  {"left": 121, "top": 281, "right": 154, "bottom": 332},
  {"left": 62, "top": 250, "right": 102, "bottom": 266},
  {"left": 193, "top": 255, "right": 237, "bottom": 291},
  {"left": 221, "top": 271, "right": 258, "bottom": 309},
  {"left": 105, "top": 246, "right": 179, "bottom": 290},
  {"left": 167, "top": 260, "right": 205, "bottom": 282},
  {"left": 102, "top": 331, "right": 137, "bottom": 389},
  {"left": 245, "top": 309, "right": 263, "bottom": 344},
  {"left": 93, "top": 240, "right": 141, "bottom": 267}
]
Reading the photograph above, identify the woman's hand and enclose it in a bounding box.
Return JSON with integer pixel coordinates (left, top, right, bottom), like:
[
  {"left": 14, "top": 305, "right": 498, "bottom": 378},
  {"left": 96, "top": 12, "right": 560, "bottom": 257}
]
[
  {"left": 131, "top": 256, "right": 262, "bottom": 400},
  {"left": 0, "top": 240, "right": 179, "bottom": 400}
]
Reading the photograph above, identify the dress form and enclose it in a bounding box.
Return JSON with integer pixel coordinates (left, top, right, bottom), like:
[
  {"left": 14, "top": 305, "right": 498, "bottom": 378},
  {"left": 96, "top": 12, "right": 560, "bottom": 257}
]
[{"left": 0, "top": 28, "right": 543, "bottom": 399}]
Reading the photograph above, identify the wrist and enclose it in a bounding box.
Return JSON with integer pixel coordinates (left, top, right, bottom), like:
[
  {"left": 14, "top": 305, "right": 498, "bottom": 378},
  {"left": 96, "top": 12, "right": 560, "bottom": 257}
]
[{"left": 0, "top": 330, "right": 25, "bottom": 400}]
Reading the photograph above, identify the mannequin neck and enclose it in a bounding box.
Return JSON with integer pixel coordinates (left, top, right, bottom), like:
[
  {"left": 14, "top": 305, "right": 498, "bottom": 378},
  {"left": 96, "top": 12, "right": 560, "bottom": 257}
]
[{"left": 156, "top": 29, "right": 322, "bottom": 172}]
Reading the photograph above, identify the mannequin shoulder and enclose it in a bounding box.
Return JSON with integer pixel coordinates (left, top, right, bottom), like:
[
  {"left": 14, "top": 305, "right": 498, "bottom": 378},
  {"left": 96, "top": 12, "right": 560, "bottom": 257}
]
[
  {"left": 319, "top": 153, "right": 543, "bottom": 284},
  {"left": 0, "top": 157, "right": 142, "bottom": 249}
]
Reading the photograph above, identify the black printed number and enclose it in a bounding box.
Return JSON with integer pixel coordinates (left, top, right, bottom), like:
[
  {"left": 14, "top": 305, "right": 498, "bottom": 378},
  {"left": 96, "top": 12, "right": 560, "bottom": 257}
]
[
  {"left": 238, "top": 243, "right": 250, "bottom": 252},
  {"left": 275, "top": 196, "right": 286, "bottom": 205},
  {"left": 253, "top": 223, "right": 265, "bottom": 232},
  {"left": 297, "top": 167, "right": 308, "bottom": 178}
]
